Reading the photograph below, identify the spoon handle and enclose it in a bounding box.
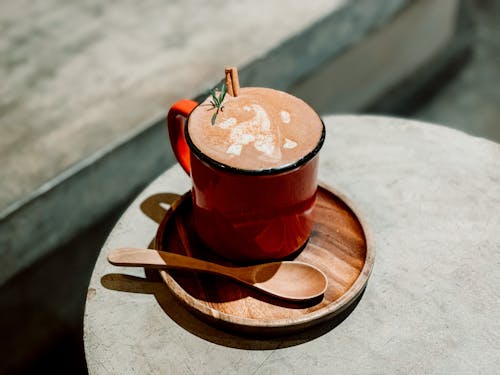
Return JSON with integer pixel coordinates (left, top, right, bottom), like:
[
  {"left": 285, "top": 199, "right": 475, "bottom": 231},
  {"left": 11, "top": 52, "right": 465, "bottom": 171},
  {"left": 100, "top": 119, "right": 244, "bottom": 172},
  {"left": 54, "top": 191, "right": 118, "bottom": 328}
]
[{"left": 108, "top": 247, "right": 234, "bottom": 276}]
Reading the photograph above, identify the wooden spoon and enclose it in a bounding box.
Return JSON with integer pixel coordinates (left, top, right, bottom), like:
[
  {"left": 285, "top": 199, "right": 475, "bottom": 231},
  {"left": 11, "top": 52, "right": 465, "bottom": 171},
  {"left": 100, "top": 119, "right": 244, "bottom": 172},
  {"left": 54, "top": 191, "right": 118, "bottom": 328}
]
[{"left": 108, "top": 248, "right": 328, "bottom": 301}]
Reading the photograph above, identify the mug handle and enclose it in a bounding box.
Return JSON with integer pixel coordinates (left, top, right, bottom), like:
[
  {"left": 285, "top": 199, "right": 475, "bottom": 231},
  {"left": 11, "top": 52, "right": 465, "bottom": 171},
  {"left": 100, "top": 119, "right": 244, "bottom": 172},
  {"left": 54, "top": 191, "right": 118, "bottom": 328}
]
[{"left": 167, "top": 100, "right": 198, "bottom": 175}]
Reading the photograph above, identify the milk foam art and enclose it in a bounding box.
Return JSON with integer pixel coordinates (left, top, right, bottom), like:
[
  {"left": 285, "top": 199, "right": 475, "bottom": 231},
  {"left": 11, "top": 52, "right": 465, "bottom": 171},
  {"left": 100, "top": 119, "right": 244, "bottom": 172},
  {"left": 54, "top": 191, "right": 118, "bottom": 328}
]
[{"left": 188, "top": 92, "right": 322, "bottom": 171}]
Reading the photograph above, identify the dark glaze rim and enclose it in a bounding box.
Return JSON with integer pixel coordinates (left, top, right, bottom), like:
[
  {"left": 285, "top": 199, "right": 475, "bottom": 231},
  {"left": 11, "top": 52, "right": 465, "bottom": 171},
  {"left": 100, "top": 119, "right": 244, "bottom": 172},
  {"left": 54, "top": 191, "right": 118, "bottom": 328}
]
[{"left": 184, "top": 102, "right": 326, "bottom": 176}]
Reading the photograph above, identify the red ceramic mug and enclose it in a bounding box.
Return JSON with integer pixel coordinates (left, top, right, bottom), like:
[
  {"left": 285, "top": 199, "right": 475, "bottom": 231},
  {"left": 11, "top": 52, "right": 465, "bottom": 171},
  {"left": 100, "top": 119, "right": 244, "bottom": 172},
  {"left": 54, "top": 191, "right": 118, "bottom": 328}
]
[{"left": 167, "top": 97, "right": 325, "bottom": 262}]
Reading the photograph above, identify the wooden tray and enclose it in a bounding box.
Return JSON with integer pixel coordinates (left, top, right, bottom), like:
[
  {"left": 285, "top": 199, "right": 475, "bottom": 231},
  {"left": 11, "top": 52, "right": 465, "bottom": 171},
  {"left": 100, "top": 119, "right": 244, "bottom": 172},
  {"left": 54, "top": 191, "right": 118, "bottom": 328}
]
[{"left": 153, "top": 184, "right": 374, "bottom": 335}]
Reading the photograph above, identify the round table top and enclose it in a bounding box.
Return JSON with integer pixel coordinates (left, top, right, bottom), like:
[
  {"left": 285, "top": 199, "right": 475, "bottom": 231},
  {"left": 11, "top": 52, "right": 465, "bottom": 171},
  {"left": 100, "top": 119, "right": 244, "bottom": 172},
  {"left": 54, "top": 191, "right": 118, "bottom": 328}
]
[{"left": 84, "top": 115, "right": 500, "bottom": 374}]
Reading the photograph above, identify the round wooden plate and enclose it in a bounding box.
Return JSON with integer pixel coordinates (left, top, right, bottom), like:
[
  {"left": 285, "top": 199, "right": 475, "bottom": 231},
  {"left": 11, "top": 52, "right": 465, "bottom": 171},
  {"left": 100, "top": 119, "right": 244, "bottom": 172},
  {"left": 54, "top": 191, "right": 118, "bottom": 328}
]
[{"left": 153, "top": 184, "right": 374, "bottom": 335}]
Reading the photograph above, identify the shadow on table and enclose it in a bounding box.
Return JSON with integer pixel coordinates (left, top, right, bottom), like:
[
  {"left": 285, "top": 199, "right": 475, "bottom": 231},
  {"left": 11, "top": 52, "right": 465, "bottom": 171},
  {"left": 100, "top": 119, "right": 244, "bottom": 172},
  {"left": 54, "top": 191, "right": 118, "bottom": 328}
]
[
  {"left": 139, "top": 192, "right": 182, "bottom": 224},
  {"left": 101, "top": 269, "right": 365, "bottom": 350}
]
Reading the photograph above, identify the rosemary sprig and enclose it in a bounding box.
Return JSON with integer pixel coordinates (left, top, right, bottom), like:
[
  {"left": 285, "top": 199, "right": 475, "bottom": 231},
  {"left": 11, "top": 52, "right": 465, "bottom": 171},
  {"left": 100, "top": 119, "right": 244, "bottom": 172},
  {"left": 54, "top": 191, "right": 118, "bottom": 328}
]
[{"left": 209, "top": 82, "right": 227, "bottom": 125}]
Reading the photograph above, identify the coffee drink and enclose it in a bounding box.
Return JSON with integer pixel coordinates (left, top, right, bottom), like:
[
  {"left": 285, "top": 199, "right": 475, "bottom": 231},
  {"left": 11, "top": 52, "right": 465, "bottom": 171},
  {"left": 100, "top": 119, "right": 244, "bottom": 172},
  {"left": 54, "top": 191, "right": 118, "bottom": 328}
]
[
  {"left": 187, "top": 87, "right": 323, "bottom": 171},
  {"left": 168, "top": 68, "right": 325, "bottom": 261}
]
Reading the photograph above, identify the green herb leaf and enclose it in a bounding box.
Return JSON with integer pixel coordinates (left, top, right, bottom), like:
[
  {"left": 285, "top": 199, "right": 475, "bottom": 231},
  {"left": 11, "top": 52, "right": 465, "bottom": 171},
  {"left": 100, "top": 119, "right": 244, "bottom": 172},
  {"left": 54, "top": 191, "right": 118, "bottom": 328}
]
[
  {"left": 219, "top": 83, "right": 227, "bottom": 103},
  {"left": 209, "top": 82, "right": 227, "bottom": 126}
]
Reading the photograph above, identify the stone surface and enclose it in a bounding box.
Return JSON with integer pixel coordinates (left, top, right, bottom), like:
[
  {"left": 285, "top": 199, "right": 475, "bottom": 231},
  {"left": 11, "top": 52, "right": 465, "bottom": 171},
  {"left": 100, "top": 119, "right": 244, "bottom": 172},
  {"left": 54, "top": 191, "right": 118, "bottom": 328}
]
[
  {"left": 290, "top": 0, "right": 458, "bottom": 113},
  {"left": 84, "top": 115, "right": 500, "bottom": 374},
  {"left": 0, "top": 207, "right": 121, "bottom": 374},
  {"left": 415, "top": 0, "right": 500, "bottom": 143}
]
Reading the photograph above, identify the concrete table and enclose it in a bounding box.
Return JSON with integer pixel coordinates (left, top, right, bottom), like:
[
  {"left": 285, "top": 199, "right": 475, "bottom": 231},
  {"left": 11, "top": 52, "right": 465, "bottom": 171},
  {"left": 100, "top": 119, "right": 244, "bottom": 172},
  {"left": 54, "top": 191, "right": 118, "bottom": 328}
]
[{"left": 84, "top": 115, "right": 500, "bottom": 374}]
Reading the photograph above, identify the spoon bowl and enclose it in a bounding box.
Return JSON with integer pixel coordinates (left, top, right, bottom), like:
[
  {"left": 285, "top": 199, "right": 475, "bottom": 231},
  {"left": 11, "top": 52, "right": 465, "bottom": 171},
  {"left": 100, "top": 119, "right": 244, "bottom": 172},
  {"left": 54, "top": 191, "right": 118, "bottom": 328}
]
[{"left": 108, "top": 248, "right": 328, "bottom": 302}]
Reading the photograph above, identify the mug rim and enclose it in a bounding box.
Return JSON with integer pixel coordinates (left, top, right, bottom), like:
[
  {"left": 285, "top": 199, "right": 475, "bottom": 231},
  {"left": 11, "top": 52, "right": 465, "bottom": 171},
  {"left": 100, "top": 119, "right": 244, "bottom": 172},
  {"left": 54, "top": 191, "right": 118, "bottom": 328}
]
[{"left": 184, "top": 102, "right": 326, "bottom": 176}]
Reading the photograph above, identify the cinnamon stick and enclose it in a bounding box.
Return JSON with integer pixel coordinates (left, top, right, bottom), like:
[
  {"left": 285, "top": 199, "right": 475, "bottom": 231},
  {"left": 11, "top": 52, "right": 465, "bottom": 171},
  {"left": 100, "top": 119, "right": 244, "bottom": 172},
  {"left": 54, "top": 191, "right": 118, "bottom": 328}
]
[{"left": 225, "top": 67, "right": 240, "bottom": 97}]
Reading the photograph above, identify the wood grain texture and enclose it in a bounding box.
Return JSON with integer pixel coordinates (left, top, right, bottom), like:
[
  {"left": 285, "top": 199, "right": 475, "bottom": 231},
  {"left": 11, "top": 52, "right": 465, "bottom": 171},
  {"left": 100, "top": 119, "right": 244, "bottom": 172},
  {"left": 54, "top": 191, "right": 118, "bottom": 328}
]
[{"left": 153, "top": 185, "right": 374, "bottom": 334}]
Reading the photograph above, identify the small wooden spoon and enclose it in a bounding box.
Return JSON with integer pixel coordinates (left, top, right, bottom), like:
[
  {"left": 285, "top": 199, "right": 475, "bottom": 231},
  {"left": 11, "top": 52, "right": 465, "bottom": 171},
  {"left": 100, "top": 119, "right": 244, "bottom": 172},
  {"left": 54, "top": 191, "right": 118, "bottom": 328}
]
[{"left": 108, "top": 248, "right": 328, "bottom": 302}]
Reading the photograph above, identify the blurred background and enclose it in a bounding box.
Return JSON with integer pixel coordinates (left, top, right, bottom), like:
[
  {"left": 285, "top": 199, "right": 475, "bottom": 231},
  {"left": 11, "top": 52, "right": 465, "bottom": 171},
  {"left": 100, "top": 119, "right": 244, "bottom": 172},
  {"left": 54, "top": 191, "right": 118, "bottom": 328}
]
[{"left": 0, "top": 0, "right": 498, "bottom": 372}]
